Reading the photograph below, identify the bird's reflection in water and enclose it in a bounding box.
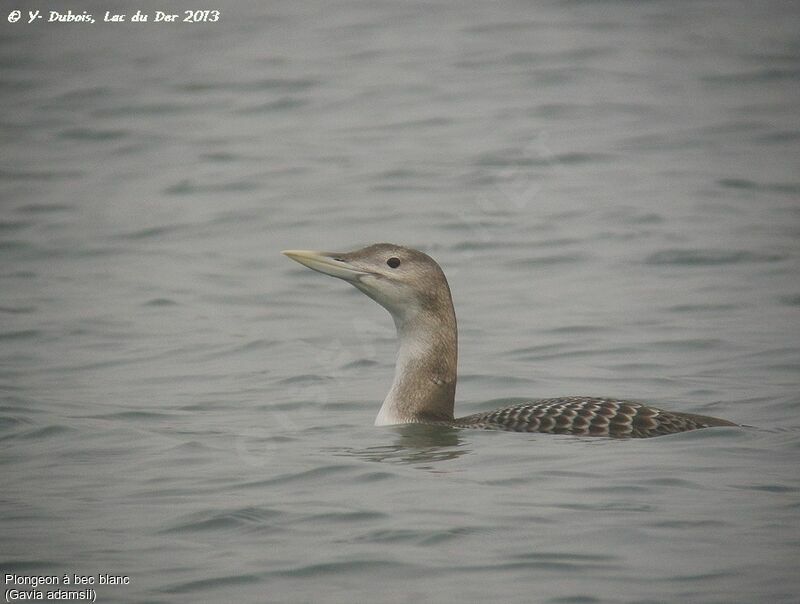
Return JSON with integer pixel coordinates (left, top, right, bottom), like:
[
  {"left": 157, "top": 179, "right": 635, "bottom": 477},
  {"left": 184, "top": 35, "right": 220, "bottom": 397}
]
[{"left": 333, "top": 423, "right": 470, "bottom": 467}]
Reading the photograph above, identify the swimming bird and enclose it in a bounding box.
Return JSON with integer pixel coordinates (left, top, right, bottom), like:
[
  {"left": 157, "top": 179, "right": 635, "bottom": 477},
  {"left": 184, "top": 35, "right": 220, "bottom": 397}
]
[{"left": 282, "top": 243, "right": 735, "bottom": 437}]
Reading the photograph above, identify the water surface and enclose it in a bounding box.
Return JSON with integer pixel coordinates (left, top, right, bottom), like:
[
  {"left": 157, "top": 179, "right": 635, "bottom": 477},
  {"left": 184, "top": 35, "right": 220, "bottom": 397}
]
[{"left": 2, "top": 1, "right": 799, "bottom": 602}]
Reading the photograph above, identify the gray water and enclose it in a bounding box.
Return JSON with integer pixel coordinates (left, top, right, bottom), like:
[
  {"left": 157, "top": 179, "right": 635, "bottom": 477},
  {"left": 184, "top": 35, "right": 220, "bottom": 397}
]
[{"left": 2, "top": 1, "right": 800, "bottom": 602}]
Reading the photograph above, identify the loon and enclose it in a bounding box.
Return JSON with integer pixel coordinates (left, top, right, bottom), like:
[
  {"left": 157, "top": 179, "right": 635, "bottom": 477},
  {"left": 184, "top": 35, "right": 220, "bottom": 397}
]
[{"left": 282, "top": 243, "right": 736, "bottom": 438}]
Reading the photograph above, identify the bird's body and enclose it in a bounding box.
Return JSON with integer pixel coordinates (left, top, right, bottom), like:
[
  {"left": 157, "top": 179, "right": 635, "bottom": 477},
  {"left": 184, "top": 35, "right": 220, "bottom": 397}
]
[
  {"left": 449, "top": 397, "right": 733, "bottom": 437},
  {"left": 282, "top": 243, "right": 735, "bottom": 438}
]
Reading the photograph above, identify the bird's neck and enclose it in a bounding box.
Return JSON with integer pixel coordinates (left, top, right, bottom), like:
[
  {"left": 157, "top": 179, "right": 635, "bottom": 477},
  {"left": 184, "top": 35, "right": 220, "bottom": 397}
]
[{"left": 375, "top": 306, "right": 458, "bottom": 426}]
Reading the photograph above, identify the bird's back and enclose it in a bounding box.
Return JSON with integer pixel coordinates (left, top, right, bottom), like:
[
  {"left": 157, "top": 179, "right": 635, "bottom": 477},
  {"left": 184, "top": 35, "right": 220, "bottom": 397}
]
[{"left": 451, "top": 397, "right": 736, "bottom": 438}]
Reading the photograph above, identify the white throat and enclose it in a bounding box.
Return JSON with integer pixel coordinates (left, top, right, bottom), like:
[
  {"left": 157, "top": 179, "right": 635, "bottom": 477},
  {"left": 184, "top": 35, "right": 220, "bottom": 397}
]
[
  {"left": 375, "top": 332, "right": 426, "bottom": 426},
  {"left": 373, "top": 310, "right": 457, "bottom": 426}
]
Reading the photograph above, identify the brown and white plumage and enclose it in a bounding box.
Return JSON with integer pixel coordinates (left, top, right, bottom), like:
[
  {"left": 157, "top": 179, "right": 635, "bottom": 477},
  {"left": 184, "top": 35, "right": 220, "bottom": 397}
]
[
  {"left": 283, "top": 243, "right": 735, "bottom": 438},
  {"left": 451, "top": 396, "right": 734, "bottom": 437}
]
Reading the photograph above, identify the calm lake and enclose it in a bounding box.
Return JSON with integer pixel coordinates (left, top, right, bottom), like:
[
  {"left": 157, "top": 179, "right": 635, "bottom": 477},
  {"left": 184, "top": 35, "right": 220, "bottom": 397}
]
[{"left": 2, "top": 1, "right": 799, "bottom": 602}]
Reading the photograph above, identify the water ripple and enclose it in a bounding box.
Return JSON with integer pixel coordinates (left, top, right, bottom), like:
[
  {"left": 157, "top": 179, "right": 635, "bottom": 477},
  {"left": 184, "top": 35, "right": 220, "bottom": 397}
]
[
  {"left": 161, "top": 572, "right": 263, "bottom": 594},
  {"left": 646, "top": 249, "right": 786, "bottom": 266},
  {"left": 160, "top": 506, "right": 284, "bottom": 535}
]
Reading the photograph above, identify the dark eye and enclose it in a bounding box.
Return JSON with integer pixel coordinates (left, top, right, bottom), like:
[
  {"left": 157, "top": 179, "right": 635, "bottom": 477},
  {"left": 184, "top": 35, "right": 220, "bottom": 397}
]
[{"left": 386, "top": 257, "right": 401, "bottom": 268}]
